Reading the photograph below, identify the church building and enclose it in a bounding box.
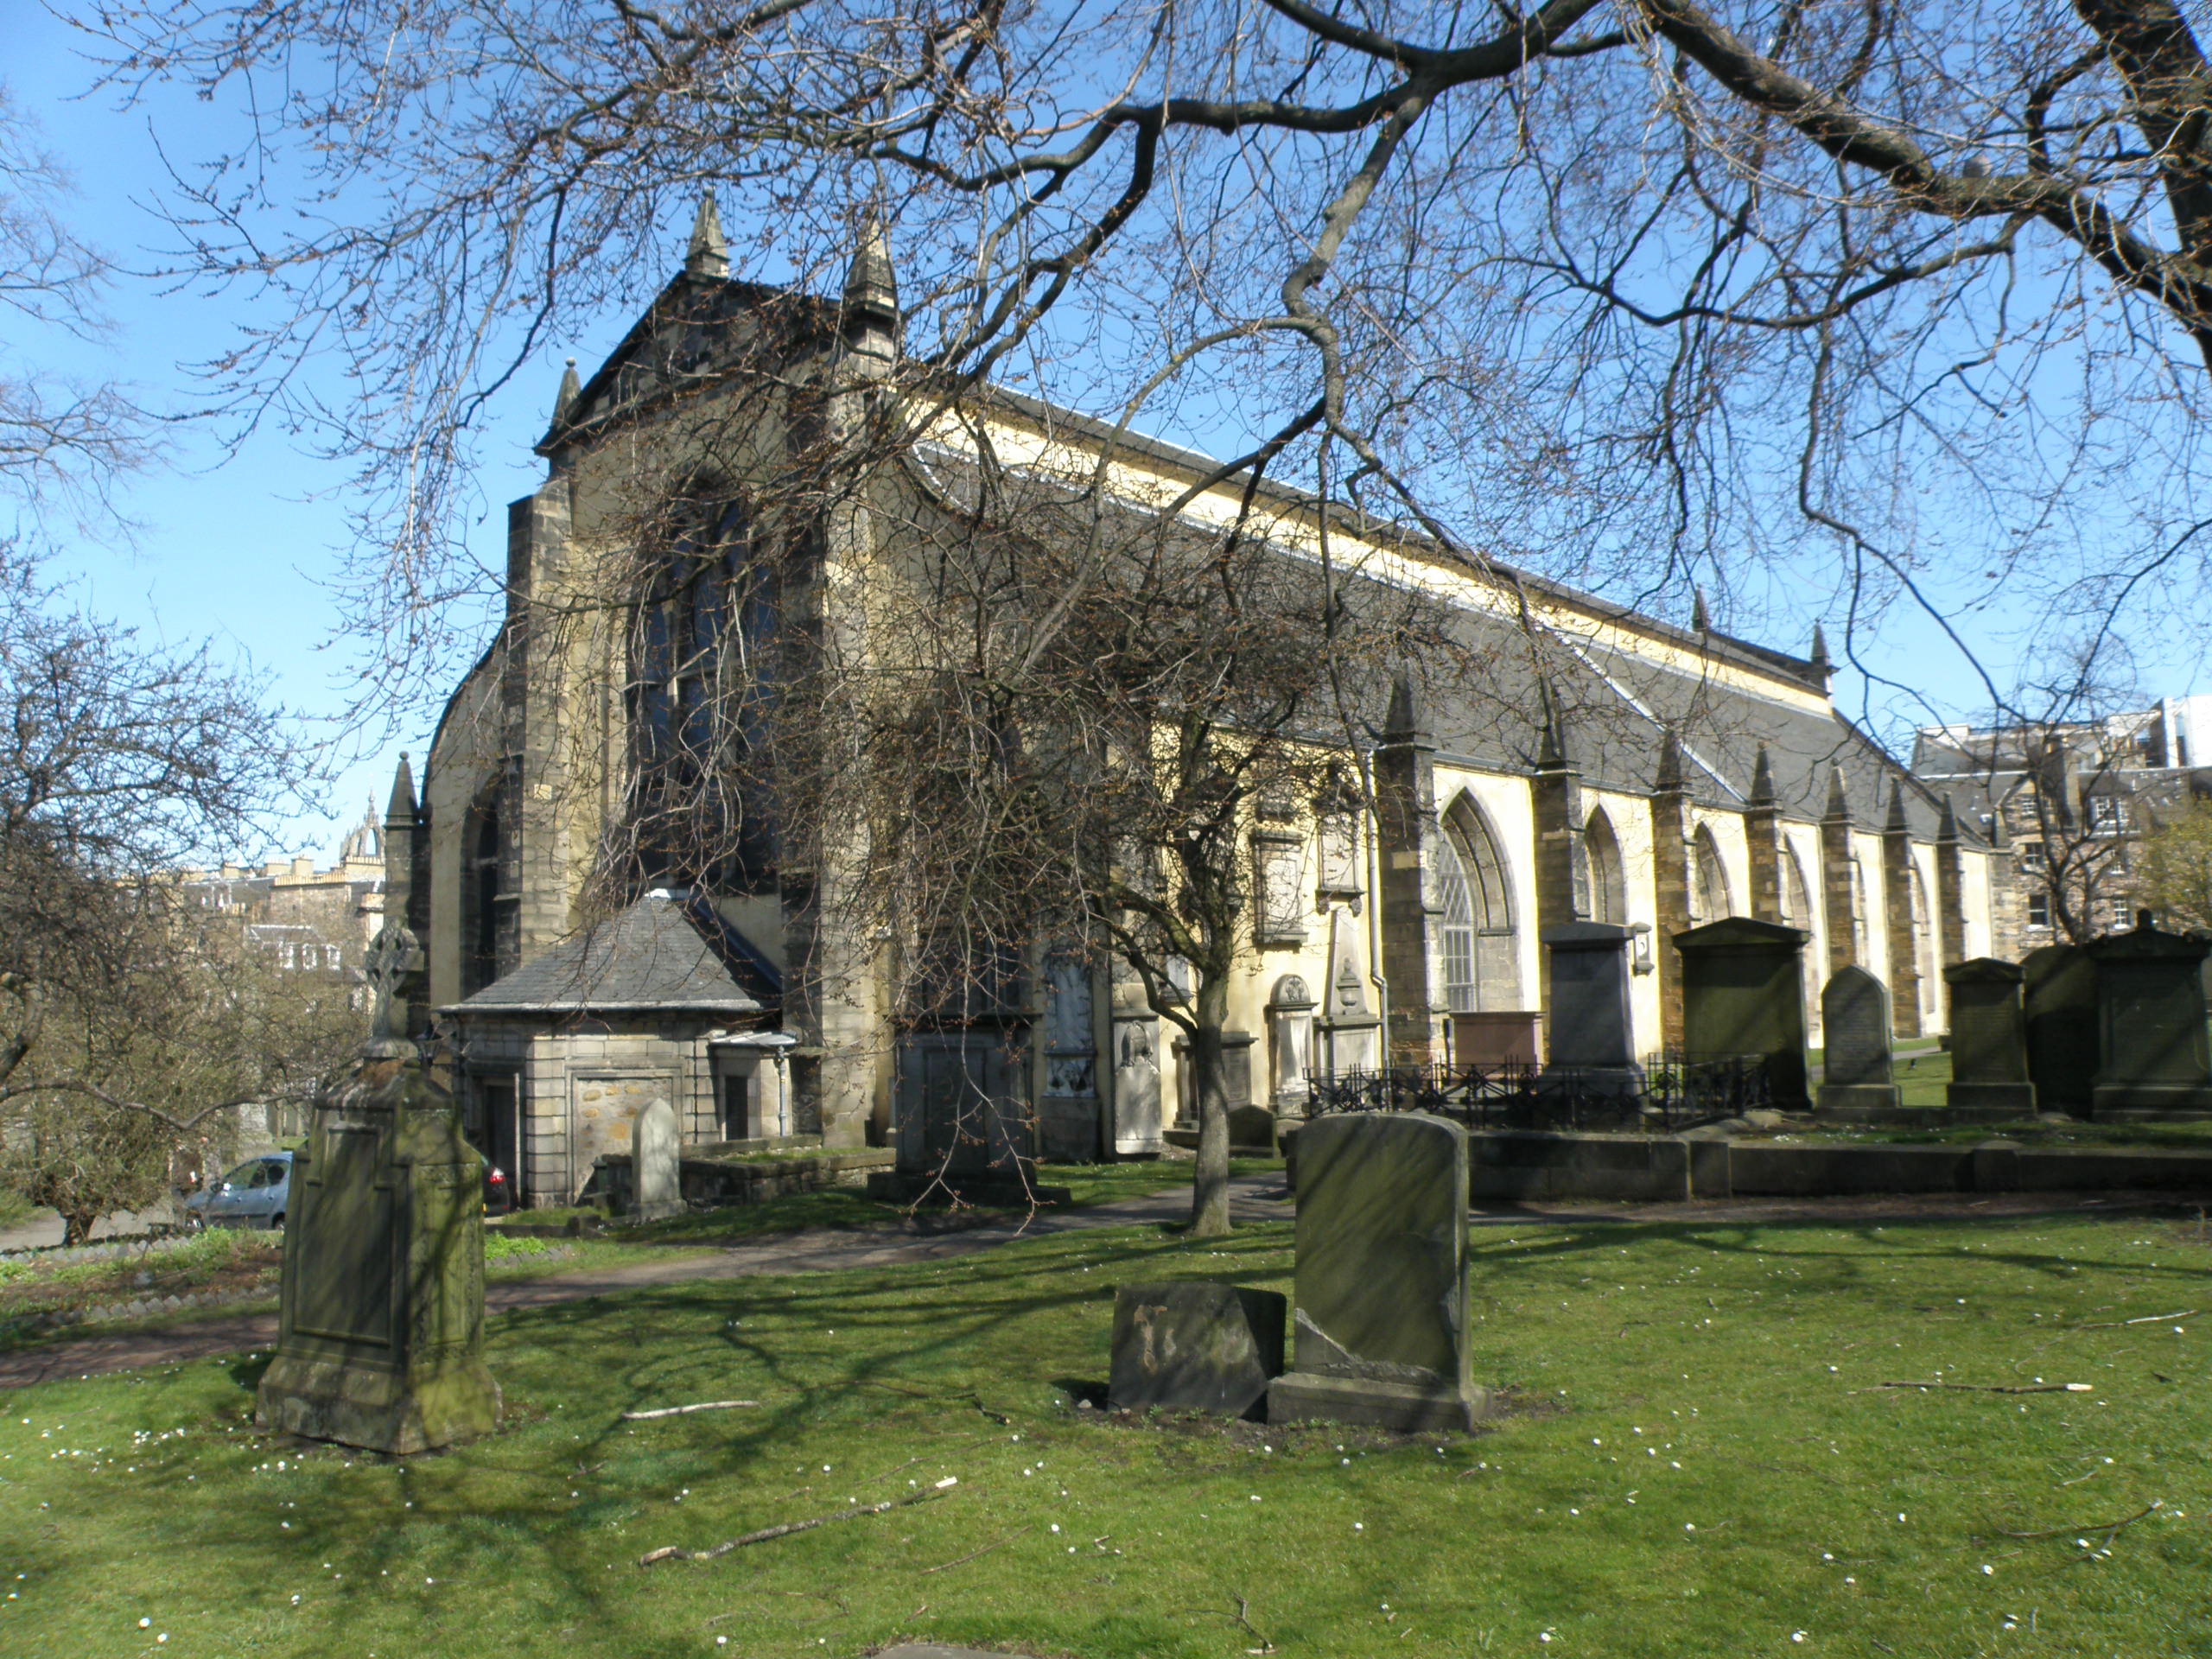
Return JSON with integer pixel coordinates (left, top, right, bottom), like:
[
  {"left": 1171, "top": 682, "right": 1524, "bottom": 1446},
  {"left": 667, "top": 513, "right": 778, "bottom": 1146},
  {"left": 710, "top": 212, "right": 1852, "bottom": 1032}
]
[{"left": 386, "top": 206, "right": 2002, "bottom": 1206}]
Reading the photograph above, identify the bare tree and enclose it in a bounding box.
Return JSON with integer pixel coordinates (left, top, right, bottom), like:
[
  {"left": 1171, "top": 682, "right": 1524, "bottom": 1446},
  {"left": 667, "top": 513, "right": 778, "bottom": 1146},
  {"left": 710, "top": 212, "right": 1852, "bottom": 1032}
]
[
  {"left": 0, "top": 82, "right": 156, "bottom": 531},
  {"left": 68, "top": 0, "right": 2212, "bottom": 717},
  {"left": 0, "top": 550, "right": 333, "bottom": 1240}
]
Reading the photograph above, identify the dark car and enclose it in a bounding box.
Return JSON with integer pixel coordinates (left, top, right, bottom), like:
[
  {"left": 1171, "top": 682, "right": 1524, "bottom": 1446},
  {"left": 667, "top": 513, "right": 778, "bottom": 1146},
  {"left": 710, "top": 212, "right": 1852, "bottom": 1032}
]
[{"left": 480, "top": 1150, "right": 517, "bottom": 1215}]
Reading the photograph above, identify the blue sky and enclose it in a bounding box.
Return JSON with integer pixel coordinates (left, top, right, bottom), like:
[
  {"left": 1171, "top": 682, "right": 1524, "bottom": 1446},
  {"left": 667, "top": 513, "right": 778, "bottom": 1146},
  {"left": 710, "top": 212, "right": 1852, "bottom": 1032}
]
[{"left": 10, "top": 3, "right": 2204, "bottom": 860}]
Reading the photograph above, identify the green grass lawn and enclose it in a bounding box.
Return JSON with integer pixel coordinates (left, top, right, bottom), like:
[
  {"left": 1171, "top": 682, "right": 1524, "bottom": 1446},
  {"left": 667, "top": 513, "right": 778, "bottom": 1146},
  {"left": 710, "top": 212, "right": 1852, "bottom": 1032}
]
[{"left": 6, "top": 1204, "right": 2210, "bottom": 1656}]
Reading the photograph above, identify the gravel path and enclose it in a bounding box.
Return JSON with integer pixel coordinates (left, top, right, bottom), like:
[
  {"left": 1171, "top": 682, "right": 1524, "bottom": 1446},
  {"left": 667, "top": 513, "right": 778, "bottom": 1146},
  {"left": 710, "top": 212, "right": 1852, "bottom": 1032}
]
[{"left": 0, "top": 1177, "right": 1292, "bottom": 1389}]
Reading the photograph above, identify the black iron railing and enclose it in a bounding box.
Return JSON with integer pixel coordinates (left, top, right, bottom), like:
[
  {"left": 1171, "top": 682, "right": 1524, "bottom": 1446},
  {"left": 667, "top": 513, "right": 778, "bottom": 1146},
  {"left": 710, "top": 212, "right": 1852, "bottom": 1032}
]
[{"left": 1301, "top": 1051, "right": 1772, "bottom": 1133}]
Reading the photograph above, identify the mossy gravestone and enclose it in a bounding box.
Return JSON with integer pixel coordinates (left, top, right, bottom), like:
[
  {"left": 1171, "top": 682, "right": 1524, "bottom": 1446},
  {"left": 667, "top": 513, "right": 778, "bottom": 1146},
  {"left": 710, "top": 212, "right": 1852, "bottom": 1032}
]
[
  {"left": 1539, "top": 923, "right": 1643, "bottom": 1096},
  {"left": 1109, "top": 1283, "right": 1286, "bottom": 1418},
  {"left": 1673, "top": 918, "right": 1812, "bottom": 1109},
  {"left": 257, "top": 925, "right": 500, "bottom": 1453},
  {"left": 1944, "top": 958, "right": 2035, "bottom": 1114},
  {"left": 1816, "top": 966, "right": 1900, "bottom": 1113},
  {"left": 630, "top": 1096, "right": 683, "bottom": 1221},
  {"left": 1268, "top": 1112, "right": 1489, "bottom": 1431}
]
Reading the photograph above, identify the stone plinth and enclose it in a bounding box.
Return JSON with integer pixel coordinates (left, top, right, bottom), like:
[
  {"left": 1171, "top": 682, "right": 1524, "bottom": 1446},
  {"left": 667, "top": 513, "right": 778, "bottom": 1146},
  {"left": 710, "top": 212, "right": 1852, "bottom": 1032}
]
[
  {"left": 1673, "top": 918, "right": 1813, "bottom": 1109},
  {"left": 1818, "top": 965, "right": 1901, "bottom": 1113},
  {"left": 1109, "top": 1283, "right": 1287, "bottom": 1418},
  {"left": 1268, "top": 1113, "right": 1489, "bottom": 1431},
  {"left": 1945, "top": 958, "right": 2035, "bottom": 1114},
  {"left": 256, "top": 1050, "right": 500, "bottom": 1454},
  {"left": 2088, "top": 916, "right": 2212, "bottom": 1116},
  {"left": 1537, "top": 924, "right": 1643, "bottom": 1096}
]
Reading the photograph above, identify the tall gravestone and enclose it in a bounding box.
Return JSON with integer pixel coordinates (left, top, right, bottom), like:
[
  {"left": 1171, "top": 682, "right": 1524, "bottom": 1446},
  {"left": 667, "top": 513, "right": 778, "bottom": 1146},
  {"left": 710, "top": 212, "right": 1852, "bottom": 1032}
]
[
  {"left": 2023, "top": 944, "right": 2099, "bottom": 1116},
  {"left": 1816, "top": 966, "right": 1900, "bottom": 1113},
  {"left": 1268, "top": 1113, "right": 1489, "bottom": 1430},
  {"left": 1537, "top": 923, "right": 1643, "bottom": 1096},
  {"left": 1672, "top": 918, "right": 1812, "bottom": 1109},
  {"left": 630, "top": 1096, "right": 683, "bottom": 1221},
  {"left": 2088, "top": 913, "right": 2212, "bottom": 1116},
  {"left": 257, "top": 925, "right": 501, "bottom": 1454},
  {"left": 1943, "top": 958, "right": 2035, "bottom": 1114}
]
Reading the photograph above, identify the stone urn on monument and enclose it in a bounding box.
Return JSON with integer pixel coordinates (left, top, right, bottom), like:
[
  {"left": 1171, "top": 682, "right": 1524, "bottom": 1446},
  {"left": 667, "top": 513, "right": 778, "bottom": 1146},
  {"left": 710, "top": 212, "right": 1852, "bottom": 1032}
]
[{"left": 255, "top": 923, "right": 502, "bottom": 1453}]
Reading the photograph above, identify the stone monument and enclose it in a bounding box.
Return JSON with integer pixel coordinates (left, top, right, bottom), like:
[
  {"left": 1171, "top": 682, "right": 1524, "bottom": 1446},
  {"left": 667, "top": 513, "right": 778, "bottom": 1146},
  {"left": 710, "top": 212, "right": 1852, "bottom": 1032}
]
[
  {"left": 1672, "top": 918, "right": 1813, "bottom": 1109},
  {"left": 1943, "top": 958, "right": 2035, "bottom": 1114},
  {"left": 1816, "top": 966, "right": 1901, "bottom": 1113},
  {"left": 256, "top": 924, "right": 501, "bottom": 1454},
  {"left": 630, "top": 1096, "right": 683, "bottom": 1221},
  {"left": 1268, "top": 1113, "right": 1489, "bottom": 1430},
  {"left": 2088, "top": 912, "right": 2212, "bottom": 1116},
  {"left": 1109, "top": 1283, "right": 1287, "bottom": 1419},
  {"left": 1537, "top": 923, "right": 1643, "bottom": 1096},
  {"left": 2023, "top": 944, "right": 2098, "bottom": 1116}
]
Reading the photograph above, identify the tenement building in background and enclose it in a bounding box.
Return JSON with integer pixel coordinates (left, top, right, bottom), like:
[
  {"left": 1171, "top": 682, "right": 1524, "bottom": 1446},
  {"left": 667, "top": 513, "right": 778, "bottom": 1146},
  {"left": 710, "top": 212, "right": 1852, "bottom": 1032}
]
[
  {"left": 177, "top": 804, "right": 387, "bottom": 987},
  {"left": 1910, "top": 696, "right": 2212, "bottom": 955},
  {"left": 384, "top": 207, "right": 2005, "bottom": 1207}
]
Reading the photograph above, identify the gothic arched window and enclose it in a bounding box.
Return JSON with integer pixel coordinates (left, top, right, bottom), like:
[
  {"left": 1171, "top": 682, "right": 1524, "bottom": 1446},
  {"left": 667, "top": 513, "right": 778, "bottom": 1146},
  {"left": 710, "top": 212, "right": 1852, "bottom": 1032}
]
[
  {"left": 1435, "top": 796, "right": 1522, "bottom": 1012},
  {"left": 1781, "top": 844, "right": 1812, "bottom": 928},
  {"left": 628, "top": 498, "right": 776, "bottom": 885},
  {"left": 1586, "top": 807, "right": 1626, "bottom": 925}
]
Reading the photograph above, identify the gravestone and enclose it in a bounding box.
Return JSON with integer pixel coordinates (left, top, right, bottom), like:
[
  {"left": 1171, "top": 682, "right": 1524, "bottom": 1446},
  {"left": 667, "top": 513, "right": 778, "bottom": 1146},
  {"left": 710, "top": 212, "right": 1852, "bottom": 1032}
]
[
  {"left": 1672, "top": 918, "right": 1812, "bottom": 1109},
  {"left": 2023, "top": 944, "right": 2099, "bottom": 1116},
  {"left": 1537, "top": 923, "right": 1643, "bottom": 1096},
  {"left": 1817, "top": 966, "right": 1901, "bottom": 1112},
  {"left": 1943, "top": 958, "right": 2035, "bottom": 1114},
  {"left": 2088, "top": 913, "right": 2212, "bottom": 1116},
  {"left": 1268, "top": 1112, "right": 1489, "bottom": 1430},
  {"left": 1109, "top": 1282, "right": 1287, "bottom": 1418},
  {"left": 630, "top": 1096, "right": 683, "bottom": 1221},
  {"left": 256, "top": 924, "right": 500, "bottom": 1454},
  {"left": 1110, "top": 1014, "right": 1164, "bottom": 1155}
]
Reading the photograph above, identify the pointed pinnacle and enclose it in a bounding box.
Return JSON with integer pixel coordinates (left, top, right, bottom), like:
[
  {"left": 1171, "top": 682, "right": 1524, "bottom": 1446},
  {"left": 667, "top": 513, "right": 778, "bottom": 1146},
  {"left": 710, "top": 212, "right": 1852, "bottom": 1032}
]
[
  {"left": 685, "top": 194, "right": 729, "bottom": 280},
  {"left": 842, "top": 208, "right": 899, "bottom": 328},
  {"left": 1749, "top": 744, "right": 1776, "bottom": 806},
  {"left": 1823, "top": 766, "right": 1852, "bottom": 823},
  {"left": 1937, "top": 794, "right": 1960, "bottom": 842},
  {"left": 554, "top": 357, "right": 582, "bottom": 423},
  {"left": 1885, "top": 778, "right": 1910, "bottom": 834},
  {"left": 1809, "top": 620, "right": 1832, "bottom": 673},
  {"left": 1535, "top": 682, "right": 1570, "bottom": 770},
  {"left": 1691, "top": 586, "right": 1711, "bottom": 632},
  {"left": 1654, "top": 727, "right": 1685, "bottom": 791},
  {"left": 386, "top": 751, "right": 419, "bottom": 825}
]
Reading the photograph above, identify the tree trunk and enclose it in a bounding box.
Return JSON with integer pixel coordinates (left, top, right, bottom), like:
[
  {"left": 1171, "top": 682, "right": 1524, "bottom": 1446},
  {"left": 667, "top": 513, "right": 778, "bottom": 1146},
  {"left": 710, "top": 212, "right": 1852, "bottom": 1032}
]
[
  {"left": 1188, "top": 970, "right": 1233, "bottom": 1237},
  {"left": 60, "top": 1208, "right": 95, "bottom": 1247}
]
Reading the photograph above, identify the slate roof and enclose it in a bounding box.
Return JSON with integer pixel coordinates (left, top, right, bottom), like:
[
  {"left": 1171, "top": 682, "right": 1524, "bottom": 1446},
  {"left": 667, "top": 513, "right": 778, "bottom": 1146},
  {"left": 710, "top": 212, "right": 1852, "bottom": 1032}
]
[{"left": 447, "top": 895, "right": 778, "bottom": 1016}]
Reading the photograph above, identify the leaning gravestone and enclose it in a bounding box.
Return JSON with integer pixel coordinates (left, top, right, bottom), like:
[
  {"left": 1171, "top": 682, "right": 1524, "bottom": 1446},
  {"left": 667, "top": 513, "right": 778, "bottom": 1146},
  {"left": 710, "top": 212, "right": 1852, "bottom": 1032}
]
[
  {"left": 630, "top": 1096, "right": 683, "bottom": 1221},
  {"left": 257, "top": 925, "right": 500, "bottom": 1454},
  {"left": 1538, "top": 923, "right": 1643, "bottom": 1096},
  {"left": 1673, "top": 918, "right": 1813, "bottom": 1109},
  {"left": 2023, "top": 944, "right": 2099, "bottom": 1116},
  {"left": 2088, "top": 912, "right": 2212, "bottom": 1116},
  {"left": 1109, "top": 1283, "right": 1287, "bottom": 1418},
  {"left": 1268, "top": 1112, "right": 1488, "bottom": 1430},
  {"left": 1816, "top": 966, "right": 1900, "bottom": 1113},
  {"left": 1944, "top": 958, "right": 2035, "bottom": 1115}
]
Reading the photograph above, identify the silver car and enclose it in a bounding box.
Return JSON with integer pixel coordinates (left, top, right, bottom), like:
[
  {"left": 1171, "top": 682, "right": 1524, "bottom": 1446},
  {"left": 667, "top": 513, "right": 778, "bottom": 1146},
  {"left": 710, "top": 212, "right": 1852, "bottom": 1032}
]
[{"left": 184, "top": 1152, "right": 294, "bottom": 1230}]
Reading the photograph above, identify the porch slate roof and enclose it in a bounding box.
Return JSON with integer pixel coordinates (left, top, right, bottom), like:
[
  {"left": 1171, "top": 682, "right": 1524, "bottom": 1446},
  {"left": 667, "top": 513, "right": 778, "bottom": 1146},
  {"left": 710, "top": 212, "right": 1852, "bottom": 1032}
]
[{"left": 444, "top": 894, "right": 776, "bottom": 1016}]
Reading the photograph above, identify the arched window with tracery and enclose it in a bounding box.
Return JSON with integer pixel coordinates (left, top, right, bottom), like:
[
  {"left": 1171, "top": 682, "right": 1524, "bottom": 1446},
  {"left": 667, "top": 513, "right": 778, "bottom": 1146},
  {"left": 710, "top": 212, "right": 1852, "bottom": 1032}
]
[
  {"left": 1586, "top": 807, "right": 1626, "bottom": 925},
  {"left": 1435, "top": 795, "right": 1522, "bottom": 1011},
  {"left": 1691, "top": 823, "right": 1733, "bottom": 924},
  {"left": 627, "top": 497, "right": 776, "bottom": 886}
]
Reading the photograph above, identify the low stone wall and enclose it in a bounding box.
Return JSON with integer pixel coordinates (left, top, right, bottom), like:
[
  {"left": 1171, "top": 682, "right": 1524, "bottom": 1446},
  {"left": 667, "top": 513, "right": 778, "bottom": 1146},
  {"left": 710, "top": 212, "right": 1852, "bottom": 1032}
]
[
  {"left": 589, "top": 1146, "right": 895, "bottom": 1212},
  {"left": 1465, "top": 1130, "right": 2212, "bottom": 1203}
]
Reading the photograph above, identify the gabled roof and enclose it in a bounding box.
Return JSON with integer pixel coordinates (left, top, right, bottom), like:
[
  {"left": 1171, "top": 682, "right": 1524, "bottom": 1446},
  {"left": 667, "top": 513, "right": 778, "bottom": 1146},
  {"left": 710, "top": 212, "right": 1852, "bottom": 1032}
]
[{"left": 447, "top": 895, "right": 777, "bottom": 1016}]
